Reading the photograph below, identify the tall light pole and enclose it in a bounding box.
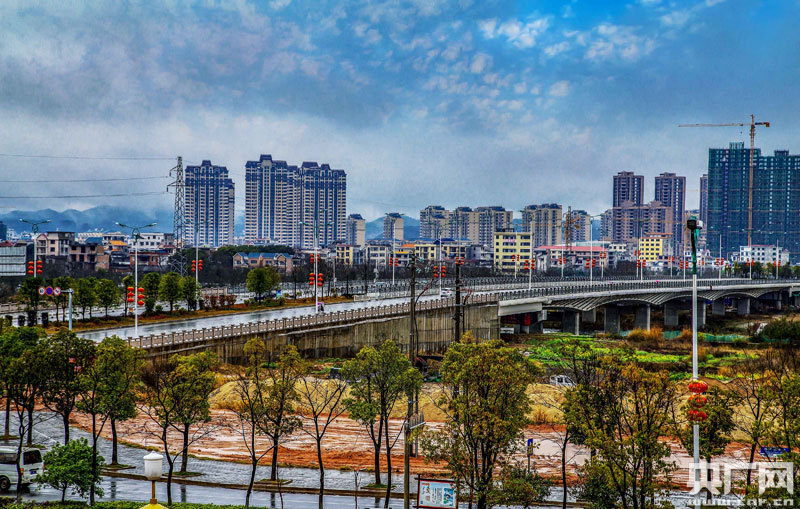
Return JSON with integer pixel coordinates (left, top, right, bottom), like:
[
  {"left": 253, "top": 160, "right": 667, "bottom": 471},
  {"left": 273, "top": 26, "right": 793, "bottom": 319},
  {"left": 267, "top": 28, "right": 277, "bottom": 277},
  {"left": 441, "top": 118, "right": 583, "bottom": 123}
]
[
  {"left": 300, "top": 217, "right": 330, "bottom": 314},
  {"left": 385, "top": 213, "right": 398, "bottom": 286},
  {"left": 20, "top": 219, "right": 51, "bottom": 276},
  {"left": 687, "top": 215, "right": 703, "bottom": 485},
  {"left": 118, "top": 221, "right": 157, "bottom": 337}
]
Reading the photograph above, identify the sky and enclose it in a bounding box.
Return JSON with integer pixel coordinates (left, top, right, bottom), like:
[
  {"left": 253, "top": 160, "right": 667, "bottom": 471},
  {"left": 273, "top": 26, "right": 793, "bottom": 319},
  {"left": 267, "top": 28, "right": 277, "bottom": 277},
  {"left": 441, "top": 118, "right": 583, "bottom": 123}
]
[{"left": 2, "top": 0, "right": 800, "bottom": 225}]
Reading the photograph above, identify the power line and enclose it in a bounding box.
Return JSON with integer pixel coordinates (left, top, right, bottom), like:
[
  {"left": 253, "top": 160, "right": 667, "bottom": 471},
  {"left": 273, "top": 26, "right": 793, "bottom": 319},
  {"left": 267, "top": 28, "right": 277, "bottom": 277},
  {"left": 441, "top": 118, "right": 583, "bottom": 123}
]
[
  {"left": 4, "top": 176, "right": 170, "bottom": 183},
  {"left": 0, "top": 191, "right": 169, "bottom": 199},
  {"left": 0, "top": 153, "right": 175, "bottom": 161}
]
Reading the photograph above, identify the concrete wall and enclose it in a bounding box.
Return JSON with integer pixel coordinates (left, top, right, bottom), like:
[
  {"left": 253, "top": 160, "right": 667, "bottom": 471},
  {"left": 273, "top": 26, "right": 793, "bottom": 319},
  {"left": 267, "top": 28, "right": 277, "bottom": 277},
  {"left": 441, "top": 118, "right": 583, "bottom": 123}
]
[{"left": 145, "top": 302, "right": 500, "bottom": 364}]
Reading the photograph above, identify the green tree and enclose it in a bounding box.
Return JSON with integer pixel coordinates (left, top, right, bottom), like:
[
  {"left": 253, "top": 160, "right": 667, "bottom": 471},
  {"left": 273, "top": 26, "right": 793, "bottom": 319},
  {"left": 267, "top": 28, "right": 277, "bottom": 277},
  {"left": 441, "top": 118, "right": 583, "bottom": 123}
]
[
  {"left": 179, "top": 276, "right": 200, "bottom": 311},
  {"left": 74, "top": 278, "right": 96, "bottom": 319},
  {"left": 94, "top": 279, "right": 119, "bottom": 317},
  {"left": 35, "top": 438, "right": 104, "bottom": 502},
  {"left": 40, "top": 330, "right": 96, "bottom": 443},
  {"left": 246, "top": 267, "right": 280, "bottom": 301},
  {"left": 141, "top": 272, "right": 161, "bottom": 314},
  {"left": 95, "top": 336, "right": 143, "bottom": 466},
  {"left": 121, "top": 275, "right": 134, "bottom": 316},
  {"left": 343, "top": 340, "right": 422, "bottom": 506},
  {"left": 564, "top": 357, "right": 678, "bottom": 509},
  {"left": 17, "top": 277, "right": 45, "bottom": 319},
  {"left": 77, "top": 336, "right": 142, "bottom": 505},
  {"left": 490, "top": 464, "right": 550, "bottom": 509},
  {"left": 171, "top": 352, "right": 218, "bottom": 473},
  {"left": 159, "top": 272, "right": 182, "bottom": 313},
  {"left": 419, "top": 339, "right": 537, "bottom": 509},
  {"left": 51, "top": 276, "right": 74, "bottom": 322},
  {"left": 0, "top": 327, "right": 43, "bottom": 438}
]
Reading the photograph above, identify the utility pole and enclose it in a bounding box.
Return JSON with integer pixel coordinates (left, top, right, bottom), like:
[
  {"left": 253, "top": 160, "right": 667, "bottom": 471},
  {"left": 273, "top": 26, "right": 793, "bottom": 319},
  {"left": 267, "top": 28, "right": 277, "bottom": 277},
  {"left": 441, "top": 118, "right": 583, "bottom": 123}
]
[
  {"left": 117, "top": 221, "right": 157, "bottom": 337},
  {"left": 20, "top": 219, "right": 50, "bottom": 278},
  {"left": 404, "top": 252, "right": 417, "bottom": 509},
  {"left": 687, "top": 215, "right": 703, "bottom": 489},
  {"left": 454, "top": 261, "right": 461, "bottom": 342},
  {"left": 168, "top": 156, "right": 186, "bottom": 275}
]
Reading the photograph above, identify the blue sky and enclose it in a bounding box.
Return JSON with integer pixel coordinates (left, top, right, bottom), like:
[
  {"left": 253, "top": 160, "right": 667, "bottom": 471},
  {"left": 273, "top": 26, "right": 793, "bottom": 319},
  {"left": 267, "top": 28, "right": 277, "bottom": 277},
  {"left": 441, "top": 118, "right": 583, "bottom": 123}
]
[{"left": 2, "top": 0, "right": 799, "bottom": 222}]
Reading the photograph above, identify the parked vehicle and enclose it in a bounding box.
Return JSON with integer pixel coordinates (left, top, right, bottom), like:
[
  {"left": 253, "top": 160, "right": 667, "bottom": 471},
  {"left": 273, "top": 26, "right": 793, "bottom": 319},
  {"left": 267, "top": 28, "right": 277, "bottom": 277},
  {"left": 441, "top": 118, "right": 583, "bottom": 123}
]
[{"left": 0, "top": 447, "right": 44, "bottom": 491}]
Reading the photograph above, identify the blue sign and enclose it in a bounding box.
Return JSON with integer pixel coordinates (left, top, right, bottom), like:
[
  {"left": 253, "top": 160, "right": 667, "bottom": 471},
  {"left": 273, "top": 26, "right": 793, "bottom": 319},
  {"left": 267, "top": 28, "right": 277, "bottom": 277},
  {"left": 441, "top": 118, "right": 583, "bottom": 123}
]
[
  {"left": 527, "top": 438, "right": 534, "bottom": 457},
  {"left": 760, "top": 446, "right": 790, "bottom": 458}
]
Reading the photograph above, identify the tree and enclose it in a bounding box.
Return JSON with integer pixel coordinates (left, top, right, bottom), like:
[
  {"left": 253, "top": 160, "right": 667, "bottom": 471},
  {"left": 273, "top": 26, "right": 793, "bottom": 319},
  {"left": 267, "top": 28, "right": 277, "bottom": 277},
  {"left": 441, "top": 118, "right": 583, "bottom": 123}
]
[
  {"left": 95, "top": 336, "right": 143, "bottom": 466},
  {"left": 732, "top": 358, "right": 774, "bottom": 487},
  {"left": 74, "top": 278, "right": 96, "bottom": 319},
  {"left": 35, "top": 438, "right": 104, "bottom": 502},
  {"left": 564, "top": 357, "right": 678, "bottom": 509},
  {"left": 141, "top": 353, "right": 218, "bottom": 505},
  {"left": 489, "top": 464, "right": 550, "bottom": 509},
  {"left": 159, "top": 272, "right": 182, "bottom": 313},
  {"left": 261, "top": 344, "right": 305, "bottom": 482},
  {"left": 297, "top": 362, "right": 349, "bottom": 505},
  {"left": 40, "top": 330, "right": 96, "bottom": 443},
  {"left": 94, "top": 279, "right": 119, "bottom": 317},
  {"left": 343, "top": 340, "right": 422, "bottom": 507},
  {"left": 141, "top": 272, "right": 161, "bottom": 314},
  {"left": 122, "top": 275, "right": 134, "bottom": 316},
  {"left": 246, "top": 267, "right": 280, "bottom": 301},
  {"left": 224, "top": 338, "right": 275, "bottom": 509},
  {"left": 171, "top": 352, "right": 218, "bottom": 473},
  {"left": 180, "top": 276, "right": 200, "bottom": 311},
  {"left": 18, "top": 277, "right": 45, "bottom": 320},
  {"left": 6, "top": 342, "right": 49, "bottom": 496},
  {"left": 51, "top": 276, "right": 74, "bottom": 322},
  {"left": 419, "top": 339, "right": 536, "bottom": 509},
  {"left": 0, "top": 327, "right": 43, "bottom": 438},
  {"left": 674, "top": 386, "right": 737, "bottom": 501},
  {"left": 77, "top": 336, "right": 141, "bottom": 505}
]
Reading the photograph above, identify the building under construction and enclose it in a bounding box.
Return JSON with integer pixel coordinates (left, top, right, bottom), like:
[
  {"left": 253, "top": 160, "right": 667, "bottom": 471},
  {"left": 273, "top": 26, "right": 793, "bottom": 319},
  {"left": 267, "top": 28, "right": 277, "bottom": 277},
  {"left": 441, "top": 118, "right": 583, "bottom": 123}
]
[{"left": 708, "top": 142, "right": 800, "bottom": 261}]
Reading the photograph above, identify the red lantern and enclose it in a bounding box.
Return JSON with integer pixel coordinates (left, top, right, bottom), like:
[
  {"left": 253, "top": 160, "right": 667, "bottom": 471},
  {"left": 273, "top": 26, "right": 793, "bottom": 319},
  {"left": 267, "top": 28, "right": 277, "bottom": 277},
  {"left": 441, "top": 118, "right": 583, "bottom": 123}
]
[
  {"left": 688, "top": 380, "right": 709, "bottom": 394},
  {"left": 688, "top": 409, "right": 708, "bottom": 422},
  {"left": 688, "top": 394, "right": 707, "bottom": 408},
  {"left": 309, "top": 273, "right": 316, "bottom": 286}
]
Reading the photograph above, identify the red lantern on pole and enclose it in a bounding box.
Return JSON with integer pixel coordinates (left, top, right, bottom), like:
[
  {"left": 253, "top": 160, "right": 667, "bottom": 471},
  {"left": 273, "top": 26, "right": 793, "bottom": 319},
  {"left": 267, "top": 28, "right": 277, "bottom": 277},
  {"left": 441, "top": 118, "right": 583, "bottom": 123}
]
[
  {"left": 317, "top": 273, "right": 323, "bottom": 287},
  {"left": 309, "top": 272, "right": 316, "bottom": 286},
  {"left": 688, "top": 380, "right": 709, "bottom": 394},
  {"left": 137, "top": 287, "right": 145, "bottom": 307}
]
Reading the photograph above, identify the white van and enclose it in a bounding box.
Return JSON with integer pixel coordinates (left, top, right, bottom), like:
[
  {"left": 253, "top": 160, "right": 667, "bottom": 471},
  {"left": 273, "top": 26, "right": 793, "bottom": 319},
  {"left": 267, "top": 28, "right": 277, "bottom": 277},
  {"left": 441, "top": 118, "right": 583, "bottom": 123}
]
[{"left": 0, "top": 447, "right": 44, "bottom": 491}]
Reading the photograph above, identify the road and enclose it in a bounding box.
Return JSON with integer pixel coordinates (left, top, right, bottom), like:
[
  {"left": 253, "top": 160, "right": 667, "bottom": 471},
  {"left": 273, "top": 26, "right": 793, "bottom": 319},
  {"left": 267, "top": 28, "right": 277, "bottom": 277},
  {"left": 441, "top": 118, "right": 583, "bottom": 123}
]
[{"left": 78, "top": 294, "right": 441, "bottom": 341}]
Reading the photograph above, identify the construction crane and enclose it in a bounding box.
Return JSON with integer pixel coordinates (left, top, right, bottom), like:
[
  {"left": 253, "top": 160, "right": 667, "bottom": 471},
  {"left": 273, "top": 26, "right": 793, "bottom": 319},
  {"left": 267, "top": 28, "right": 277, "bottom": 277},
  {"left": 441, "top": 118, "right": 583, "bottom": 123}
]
[
  {"left": 562, "top": 206, "right": 581, "bottom": 252},
  {"left": 679, "top": 114, "right": 770, "bottom": 248}
]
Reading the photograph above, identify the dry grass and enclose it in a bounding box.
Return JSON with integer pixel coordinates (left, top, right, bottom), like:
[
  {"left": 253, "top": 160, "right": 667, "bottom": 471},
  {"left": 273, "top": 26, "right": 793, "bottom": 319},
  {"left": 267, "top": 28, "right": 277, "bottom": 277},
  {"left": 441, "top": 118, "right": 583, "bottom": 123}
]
[{"left": 627, "top": 327, "right": 664, "bottom": 342}]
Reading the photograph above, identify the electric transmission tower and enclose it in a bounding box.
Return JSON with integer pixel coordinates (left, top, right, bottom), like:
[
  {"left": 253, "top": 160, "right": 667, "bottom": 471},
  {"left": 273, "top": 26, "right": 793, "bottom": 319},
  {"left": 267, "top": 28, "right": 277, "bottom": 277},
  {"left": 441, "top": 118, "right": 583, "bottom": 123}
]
[{"left": 168, "top": 156, "right": 186, "bottom": 275}]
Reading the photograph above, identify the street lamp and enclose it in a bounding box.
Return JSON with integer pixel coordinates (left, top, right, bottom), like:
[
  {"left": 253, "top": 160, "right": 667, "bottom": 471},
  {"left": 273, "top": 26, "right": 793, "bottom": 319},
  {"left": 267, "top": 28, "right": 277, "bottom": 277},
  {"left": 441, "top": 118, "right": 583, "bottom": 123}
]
[
  {"left": 300, "top": 217, "right": 331, "bottom": 314},
  {"left": 20, "top": 218, "right": 51, "bottom": 277},
  {"left": 142, "top": 452, "right": 165, "bottom": 509},
  {"left": 687, "top": 215, "right": 703, "bottom": 485},
  {"left": 117, "top": 222, "right": 157, "bottom": 337}
]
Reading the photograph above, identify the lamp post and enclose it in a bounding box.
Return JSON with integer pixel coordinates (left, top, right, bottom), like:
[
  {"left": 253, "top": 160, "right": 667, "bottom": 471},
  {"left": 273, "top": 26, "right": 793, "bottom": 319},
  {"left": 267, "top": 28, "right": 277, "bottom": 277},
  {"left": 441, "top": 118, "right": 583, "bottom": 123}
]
[
  {"left": 143, "top": 452, "right": 165, "bottom": 508},
  {"left": 20, "top": 218, "right": 50, "bottom": 277},
  {"left": 300, "top": 217, "right": 330, "bottom": 314},
  {"left": 687, "top": 215, "right": 703, "bottom": 486},
  {"left": 117, "top": 222, "right": 157, "bottom": 337}
]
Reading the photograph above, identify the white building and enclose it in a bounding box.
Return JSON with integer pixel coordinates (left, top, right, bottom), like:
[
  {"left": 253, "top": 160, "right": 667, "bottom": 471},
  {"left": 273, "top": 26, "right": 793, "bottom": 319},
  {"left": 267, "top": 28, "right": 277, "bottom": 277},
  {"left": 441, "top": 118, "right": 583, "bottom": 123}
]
[{"left": 736, "top": 245, "right": 790, "bottom": 265}]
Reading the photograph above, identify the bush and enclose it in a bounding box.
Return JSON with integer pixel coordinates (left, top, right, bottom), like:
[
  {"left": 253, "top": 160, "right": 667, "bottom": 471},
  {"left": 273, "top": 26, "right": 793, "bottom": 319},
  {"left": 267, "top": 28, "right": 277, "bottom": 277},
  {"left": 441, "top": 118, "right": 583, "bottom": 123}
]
[
  {"left": 627, "top": 327, "right": 662, "bottom": 342},
  {"left": 35, "top": 438, "right": 104, "bottom": 502},
  {"left": 757, "top": 317, "right": 800, "bottom": 342}
]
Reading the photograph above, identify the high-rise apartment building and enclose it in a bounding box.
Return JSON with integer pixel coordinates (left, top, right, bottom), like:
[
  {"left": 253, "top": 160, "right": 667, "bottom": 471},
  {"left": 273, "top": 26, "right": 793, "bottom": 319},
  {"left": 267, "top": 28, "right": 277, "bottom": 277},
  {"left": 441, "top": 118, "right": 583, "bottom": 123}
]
[
  {"left": 346, "top": 214, "right": 366, "bottom": 247},
  {"left": 244, "top": 154, "right": 346, "bottom": 248},
  {"left": 419, "top": 205, "right": 451, "bottom": 239},
  {"left": 611, "top": 200, "right": 672, "bottom": 244},
  {"left": 476, "top": 206, "right": 513, "bottom": 247},
  {"left": 699, "top": 174, "right": 708, "bottom": 226},
  {"left": 613, "top": 171, "right": 644, "bottom": 207},
  {"left": 451, "top": 207, "right": 480, "bottom": 243},
  {"left": 654, "top": 172, "right": 686, "bottom": 255},
  {"left": 708, "top": 142, "right": 800, "bottom": 260},
  {"left": 383, "top": 213, "right": 404, "bottom": 243},
  {"left": 522, "top": 204, "right": 562, "bottom": 247},
  {"left": 565, "top": 209, "right": 591, "bottom": 243},
  {"left": 185, "top": 160, "right": 235, "bottom": 247}
]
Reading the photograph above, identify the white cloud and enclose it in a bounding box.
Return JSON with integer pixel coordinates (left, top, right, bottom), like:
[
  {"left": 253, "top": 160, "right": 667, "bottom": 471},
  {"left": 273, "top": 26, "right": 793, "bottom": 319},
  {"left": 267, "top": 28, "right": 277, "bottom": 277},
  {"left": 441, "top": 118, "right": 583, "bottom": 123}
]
[
  {"left": 469, "top": 52, "right": 491, "bottom": 73},
  {"left": 544, "top": 41, "right": 570, "bottom": 57},
  {"left": 548, "top": 80, "right": 570, "bottom": 97},
  {"left": 495, "top": 17, "right": 549, "bottom": 49},
  {"left": 269, "top": 0, "right": 291, "bottom": 9},
  {"left": 585, "top": 24, "right": 655, "bottom": 62},
  {"left": 478, "top": 18, "right": 498, "bottom": 38}
]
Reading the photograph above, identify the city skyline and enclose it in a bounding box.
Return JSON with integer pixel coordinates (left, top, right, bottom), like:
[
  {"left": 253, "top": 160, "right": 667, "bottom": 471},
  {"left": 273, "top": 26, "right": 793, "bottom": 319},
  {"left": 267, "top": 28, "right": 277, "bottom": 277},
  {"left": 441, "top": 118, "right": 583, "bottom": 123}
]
[{"left": 3, "top": 2, "right": 800, "bottom": 219}]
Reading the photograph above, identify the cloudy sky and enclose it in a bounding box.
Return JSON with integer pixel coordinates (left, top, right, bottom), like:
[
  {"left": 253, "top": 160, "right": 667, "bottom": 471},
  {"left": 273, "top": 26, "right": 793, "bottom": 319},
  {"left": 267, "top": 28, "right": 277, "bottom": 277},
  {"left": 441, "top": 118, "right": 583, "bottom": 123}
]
[{"left": 2, "top": 0, "right": 799, "bottom": 223}]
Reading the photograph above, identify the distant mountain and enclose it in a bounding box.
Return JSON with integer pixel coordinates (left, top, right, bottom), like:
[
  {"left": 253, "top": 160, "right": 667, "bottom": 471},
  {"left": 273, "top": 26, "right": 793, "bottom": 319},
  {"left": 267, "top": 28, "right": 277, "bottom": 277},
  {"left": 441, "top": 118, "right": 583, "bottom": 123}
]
[
  {"left": 0, "top": 206, "right": 174, "bottom": 235},
  {"left": 365, "top": 215, "right": 420, "bottom": 241}
]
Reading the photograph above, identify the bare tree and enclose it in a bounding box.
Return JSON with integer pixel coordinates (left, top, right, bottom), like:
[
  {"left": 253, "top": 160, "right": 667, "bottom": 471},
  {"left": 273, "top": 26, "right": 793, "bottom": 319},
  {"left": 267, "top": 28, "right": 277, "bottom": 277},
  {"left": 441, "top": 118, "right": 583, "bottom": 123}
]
[{"left": 297, "top": 366, "right": 348, "bottom": 507}]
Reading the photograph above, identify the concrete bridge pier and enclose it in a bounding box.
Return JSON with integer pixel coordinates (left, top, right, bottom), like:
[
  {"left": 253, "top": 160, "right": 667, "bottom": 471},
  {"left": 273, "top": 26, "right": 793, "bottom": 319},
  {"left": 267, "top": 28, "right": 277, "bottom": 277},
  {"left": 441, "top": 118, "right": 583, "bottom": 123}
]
[
  {"left": 696, "top": 302, "right": 707, "bottom": 329},
  {"left": 711, "top": 299, "right": 726, "bottom": 317},
  {"left": 582, "top": 308, "right": 596, "bottom": 323},
  {"left": 604, "top": 305, "right": 620, "bottom": 334},
  {"left": 562, "top": 310, "right": 580, "bottom": 335},
  {"left": 634, "top": 305, "right": 651, "bottom": 330},
  {"left": 737, "top": 298, "right": 750, "bottom": 316},
  {"left": 664, "top": 302, "right": 680, "bottom": 327}
]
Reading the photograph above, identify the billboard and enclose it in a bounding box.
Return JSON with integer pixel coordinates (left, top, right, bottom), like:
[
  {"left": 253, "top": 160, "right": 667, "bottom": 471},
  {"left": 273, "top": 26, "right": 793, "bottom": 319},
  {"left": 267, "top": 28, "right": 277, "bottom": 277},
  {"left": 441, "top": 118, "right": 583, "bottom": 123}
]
[{"left": 417, "top": 478, "right": 457, "bottom": 509}]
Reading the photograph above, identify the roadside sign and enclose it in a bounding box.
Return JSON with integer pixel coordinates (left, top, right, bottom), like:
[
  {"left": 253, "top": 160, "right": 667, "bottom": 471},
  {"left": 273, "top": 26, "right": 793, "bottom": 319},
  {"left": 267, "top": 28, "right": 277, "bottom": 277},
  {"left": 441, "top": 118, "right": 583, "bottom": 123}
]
[
  {"left": 417, "top": 478, "right": 457, "bottom": 509},
  {"left": 760, "top": 446, "right": 789, "bottom": 458},
  {"left": 500, "top": 326, "right": 515, "bottom": 335},
  {"left": 45, "top": 286, "right": 54, "bottom": 296},
  {"left": 53, "top": 287, "right": 61, "bottom": 296},
  {"left": 38, "top": 287, "right": 46, "bottom": 296},
  {"left": 527, "top": 438, "right": 534, "bottom": 457}
]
